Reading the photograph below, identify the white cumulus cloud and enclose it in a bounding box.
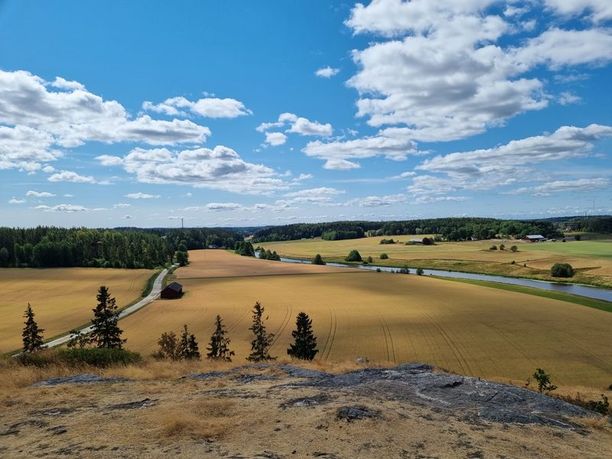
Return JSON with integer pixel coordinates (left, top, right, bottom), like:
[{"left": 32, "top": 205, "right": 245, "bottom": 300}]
[
  {"left": 143, "top": 96, "right": 252, "bottom": 118},
  {"left": 315, "top": 66, "right": 340, "bottom": 78}
]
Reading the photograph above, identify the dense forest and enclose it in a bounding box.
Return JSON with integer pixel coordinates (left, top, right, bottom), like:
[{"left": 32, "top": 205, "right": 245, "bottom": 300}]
[
  {"left": 0, "top": 227, "right": 241, "bottom": 269},
  {"left": 251, "top": 218, "right": 565, "bottom": 242}
]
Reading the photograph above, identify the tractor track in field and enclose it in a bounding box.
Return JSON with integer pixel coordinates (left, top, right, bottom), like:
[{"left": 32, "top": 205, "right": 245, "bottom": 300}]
[
  {"left": 227, "top": 307, "right": 251, "bottom": 335},
  {"left": 379, "top": 316, "right": 397, "bottom": 363},
  {"left": 271, "top": 305, "right": 293, "bottom": 346},
  {"left": 320, "top": 307, "right": 337, "bottom": 361},
  {"left": 423, "top": 312, "right": 475, "bottom": 376}
]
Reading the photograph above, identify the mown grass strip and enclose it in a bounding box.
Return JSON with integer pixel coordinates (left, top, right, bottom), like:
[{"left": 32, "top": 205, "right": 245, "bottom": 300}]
[
  {"left": 141, "top": 268, "right": 163, "bottom": 297},
  {"left": 437, "top": 276, "right": 612, "bottom": 313}
]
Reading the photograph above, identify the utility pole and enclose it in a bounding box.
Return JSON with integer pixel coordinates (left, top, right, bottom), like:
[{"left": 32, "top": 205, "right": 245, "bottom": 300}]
[{"left": 181, "top": 217, "right": 184, "bottom": 230}]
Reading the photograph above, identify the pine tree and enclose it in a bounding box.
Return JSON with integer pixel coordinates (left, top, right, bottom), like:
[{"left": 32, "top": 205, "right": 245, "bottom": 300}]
[
  {"left": 178, "top": 324, "right": 200, "bottom": 360},
  {"left": 247, "top": 302, "right": 275, "bottom": 362},
  {"left": 207, "top": 315, "right": 235, "bottom": 361},
  {"left": 287, "top": 312, "right": 318, "bottom": 360},
  {"left": 90, "top": 286, "right": 125, "bottom": 349},
  {"left": 22, "top": 303, "right": 44, "bottom": 352}
]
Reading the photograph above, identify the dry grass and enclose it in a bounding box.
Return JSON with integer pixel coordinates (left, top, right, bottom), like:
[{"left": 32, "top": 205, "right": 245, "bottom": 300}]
[
  {"left": 1, "top": 361, "right": 611, "bottom": 458},
  {"left": 0, "top": 267, "right": 152, "bottom": 352},
  {"left": 156, "top": 399, "right": 237, "bottom": 440},
  {"left": 119, "top": 250, "right": 612, "bottom": 391}
]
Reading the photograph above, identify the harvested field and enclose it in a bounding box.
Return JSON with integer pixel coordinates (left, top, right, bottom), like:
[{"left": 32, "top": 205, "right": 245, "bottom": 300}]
[
  {"left": 260, "top": 236, "right": 612, "bottom": 286},
  {"left": 0, "top": 268, "right": 152, "bottom": 353},
  {"left": 121, "top": 250, "right": 612, "bottom": 391},
  {"left": 176, "top": 249, "right": 352, "bottom": 279}
]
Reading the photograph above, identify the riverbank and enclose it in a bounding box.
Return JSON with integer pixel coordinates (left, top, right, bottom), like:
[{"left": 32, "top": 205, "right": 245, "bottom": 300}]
[{"left": 258, "top": 236, "right": 612, "bottom": 289}]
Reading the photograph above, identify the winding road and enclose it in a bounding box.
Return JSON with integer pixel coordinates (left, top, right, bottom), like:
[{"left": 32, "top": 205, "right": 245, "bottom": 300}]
[{"left": 42, "top": 265, "right": 177, "bottom": 349}]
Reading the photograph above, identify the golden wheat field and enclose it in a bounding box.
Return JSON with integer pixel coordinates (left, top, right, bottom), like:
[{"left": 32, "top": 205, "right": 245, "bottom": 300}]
[
  {"left": 259, "top": 236, "right": 612, "bottom": 286},
  {"left": 121, "top": 250, "right": 612, "bottom": 390},
  {"left": 0, "top": 268, "right": 152, "bottom": 353}
]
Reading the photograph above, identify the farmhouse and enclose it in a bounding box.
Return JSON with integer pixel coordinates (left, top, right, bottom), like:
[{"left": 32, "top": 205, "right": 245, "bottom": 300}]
[
  {"left": 524, "top": 234, "right": 546, "bottom": 243},
  {"left": 160, "top": 281, "right": 183, "bottom": 299}
]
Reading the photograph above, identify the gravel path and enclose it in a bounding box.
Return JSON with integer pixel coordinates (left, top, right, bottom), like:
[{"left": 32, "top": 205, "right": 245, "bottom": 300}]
[{"left": 41, "top": 265, "right": 177, "bottom": 349}]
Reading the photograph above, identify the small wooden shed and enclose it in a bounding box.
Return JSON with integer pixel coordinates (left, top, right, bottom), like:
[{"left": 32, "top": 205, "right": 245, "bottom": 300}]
[{"left": 161, "top": 282, "right": 183, "bottom": 299}]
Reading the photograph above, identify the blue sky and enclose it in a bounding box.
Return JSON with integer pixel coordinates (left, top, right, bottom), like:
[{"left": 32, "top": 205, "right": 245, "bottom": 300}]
[{"left": 1, "top": 0, "right": 611, "bottom": 227}]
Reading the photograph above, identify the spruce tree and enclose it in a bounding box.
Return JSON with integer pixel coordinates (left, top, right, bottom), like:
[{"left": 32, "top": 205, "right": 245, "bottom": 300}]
[
  {"left": 22, "top": 303, "right": 44, "bottom": 353},
  {"left": 247, "top": 302, "right": 275, "bottom": 362},
  {"left": 287, "top": 312, "right": 318, "bottom": 360},
  {"left": 90, "top": 286, "right": 125, "bottom": 349},
  {"left": 178, "top": 324, "right": 200, "bottom": 360},
  {"left": 207, "top": 315, "right": 235, "bottom": 361}
]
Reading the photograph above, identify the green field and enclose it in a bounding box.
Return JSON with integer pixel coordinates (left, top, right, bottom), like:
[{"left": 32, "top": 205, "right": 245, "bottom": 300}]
[{"left": 259, "top": 236, "right": 612, "bottom": 287}]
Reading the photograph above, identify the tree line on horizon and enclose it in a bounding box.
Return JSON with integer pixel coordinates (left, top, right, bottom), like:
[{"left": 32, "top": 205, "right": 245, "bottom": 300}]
[
  {"left": 0, "top": 227, "right": 240, "bottom": 269},
  {"left": 250, "top": 217, "right": 574, "bottom": 242}
]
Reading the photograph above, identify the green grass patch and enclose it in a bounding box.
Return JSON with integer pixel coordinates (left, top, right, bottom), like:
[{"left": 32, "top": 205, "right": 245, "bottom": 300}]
[
  {"left": 526, "top": 240, "right": 612, "bottom": 258},
  {"left": 438, "top": 277, "right": 612, "bottom": 313},
  {"left": 15, "top": 347, "right": 142, "bottom": 367},
  {"left": 141, "top": 268, "right": 163, "bottom": 297}
]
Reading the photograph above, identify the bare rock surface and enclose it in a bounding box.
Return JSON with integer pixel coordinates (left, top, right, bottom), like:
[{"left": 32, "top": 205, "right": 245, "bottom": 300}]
[
  {"left": 293, "top": 363, "right": 592, "bottom": 427},
  {"left": 5, "top": 362, "right": 610, "bottom": 458},
  {"left": 32, "top": 373, "right": 126, "bottom": 386}
]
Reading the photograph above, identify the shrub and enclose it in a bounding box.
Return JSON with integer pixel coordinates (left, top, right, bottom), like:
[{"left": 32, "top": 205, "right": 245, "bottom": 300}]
[
  {"left": 399, "top": 266, "right": 410, "bottom": 274},
  {"left": 557, "top": 393, "right": 610, "bottom": 416},
  {"left": 15, "top": 347, "right": 138, "bottom": 368},
  {"left": 422, "top": 237, "right": 435, "bottom": 245},
  {"left": 55, "top": 348, "right": 140, "bottom": 367},
  {"left": 345, "top": 250, "right": 362, "bottom": 262},
  {"left": 499, "top": 244, "right": 505, "bottom": 251},
  {"left": 510, "top": 245, "right": 518, "bottom": 252},
  {"left": 574, "top": 234, "right": 581, "bottom": 241},
  {"left": 312, "top": 254, "right": 325, "bottom": 265},
  {"left": 366, "top": 256, "right": 373, "bottom": 264},
  {"left": 586, "top": 395, "right": 609, "bottom": 415},
  {"left": 532, "top": 368, "right": 557, "bottom": 393},
  {"left": 416, "top": 267, "right": 424, "bottom": 275},
  {"left": 155, "top": 331, "right": 180, "bottom": 360},
  {"left": 380, "top": 253, "right": 389, "bottom": 260},
  {"left": 15, "top": 350, "right": 58, "bottom": 367},
  {"left": 379, "top": 239, "right": 395, "bottom": 245},
  {"left": 551, "top": 263, "right": 574, "bottom": 278},
  {"left": 489, "top": 245, "right": 498, "bottom": 251}
]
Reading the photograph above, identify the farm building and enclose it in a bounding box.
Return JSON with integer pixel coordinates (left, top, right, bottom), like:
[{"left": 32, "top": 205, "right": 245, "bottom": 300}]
[
  {"left": 160, "top": 281, "right": 183, "bottom": 299},
  {"left": 524, "top": 234, "right": 546, "bottom": 242}
]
